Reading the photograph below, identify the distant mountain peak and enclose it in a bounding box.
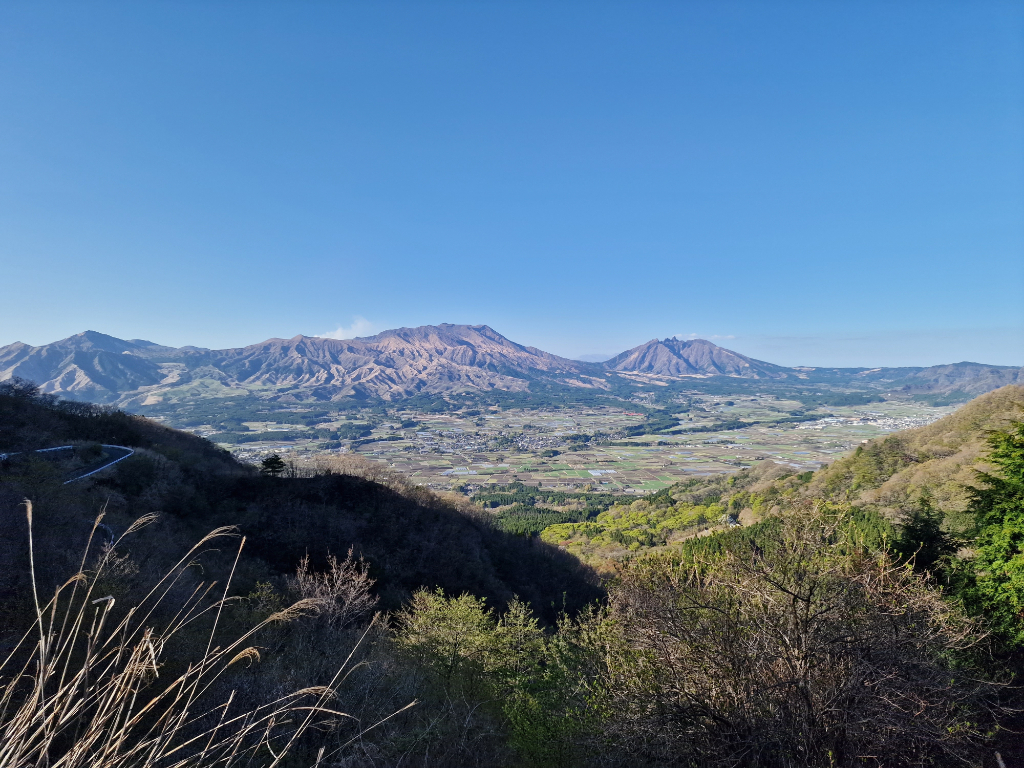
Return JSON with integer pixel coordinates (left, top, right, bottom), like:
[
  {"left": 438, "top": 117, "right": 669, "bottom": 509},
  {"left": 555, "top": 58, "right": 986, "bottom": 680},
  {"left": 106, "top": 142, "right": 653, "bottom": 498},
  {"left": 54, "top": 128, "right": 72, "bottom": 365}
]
[
  {"left": 604, "top": 337, "right": 786, "bottom": 378},
  {"left": 2, "top": 325, "right": 1019, "bottom": 404}
]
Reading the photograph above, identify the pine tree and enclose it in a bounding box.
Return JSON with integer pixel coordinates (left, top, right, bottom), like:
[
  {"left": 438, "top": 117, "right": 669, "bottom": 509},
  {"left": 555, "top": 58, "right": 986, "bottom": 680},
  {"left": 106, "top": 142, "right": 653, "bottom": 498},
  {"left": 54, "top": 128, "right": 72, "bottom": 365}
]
[
  {"left": 260, "top": 453, "right": 287, "bottom": 477},
  {"left": 896, "top": 494, "right": 957, "bottom": 574},
  {"left": 966, "top": 421, "right": 1024, "bottom": 645}
]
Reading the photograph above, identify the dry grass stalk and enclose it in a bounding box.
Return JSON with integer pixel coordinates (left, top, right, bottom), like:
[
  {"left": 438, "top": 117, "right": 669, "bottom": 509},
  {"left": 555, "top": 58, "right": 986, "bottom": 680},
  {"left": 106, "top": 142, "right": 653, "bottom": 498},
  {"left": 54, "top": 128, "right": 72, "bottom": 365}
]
[{"left": 0, "top": 500, "right": 407, "bottom": 768}]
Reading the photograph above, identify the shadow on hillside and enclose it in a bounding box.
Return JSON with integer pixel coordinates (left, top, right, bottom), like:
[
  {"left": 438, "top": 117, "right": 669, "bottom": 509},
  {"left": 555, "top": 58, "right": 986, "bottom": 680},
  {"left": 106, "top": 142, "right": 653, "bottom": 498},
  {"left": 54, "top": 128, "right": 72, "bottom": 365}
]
[
  {"left": 203, "top": 473, "right": 603, "bottom": 620},
  {"left": 1, "top": 379, "right": 603, "bottom": 625}
]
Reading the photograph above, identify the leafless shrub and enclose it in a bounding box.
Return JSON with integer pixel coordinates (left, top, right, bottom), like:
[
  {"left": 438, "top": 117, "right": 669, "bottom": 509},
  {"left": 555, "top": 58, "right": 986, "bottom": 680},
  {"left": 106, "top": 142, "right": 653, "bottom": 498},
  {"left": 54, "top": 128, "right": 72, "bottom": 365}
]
[
  {"left": 307, "top": 454, "right": 408, "bottom": 489},
  {"left": 289, "top": 549, "right": 378, "bottom": 629},
  {"left": 591, "top": 503, "right": 1001, "bottom": 767}
]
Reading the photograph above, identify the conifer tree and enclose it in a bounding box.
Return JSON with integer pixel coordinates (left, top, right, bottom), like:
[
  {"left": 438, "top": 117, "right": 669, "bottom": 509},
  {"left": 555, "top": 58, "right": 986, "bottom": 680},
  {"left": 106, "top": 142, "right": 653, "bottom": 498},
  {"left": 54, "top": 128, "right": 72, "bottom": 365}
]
[
  {"left": 966, "top": 421, "right": 1024, "bottom": 645},
  {"left": 260, "top": 453, "right": 287, "bottom": 476}
]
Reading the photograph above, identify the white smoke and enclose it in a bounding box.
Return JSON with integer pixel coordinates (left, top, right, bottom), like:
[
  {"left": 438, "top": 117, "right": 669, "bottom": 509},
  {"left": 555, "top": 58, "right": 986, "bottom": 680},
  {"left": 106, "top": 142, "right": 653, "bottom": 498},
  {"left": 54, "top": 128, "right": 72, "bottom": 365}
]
[{"left": 317, "top": 316, "right": 377, "bottom": 340}]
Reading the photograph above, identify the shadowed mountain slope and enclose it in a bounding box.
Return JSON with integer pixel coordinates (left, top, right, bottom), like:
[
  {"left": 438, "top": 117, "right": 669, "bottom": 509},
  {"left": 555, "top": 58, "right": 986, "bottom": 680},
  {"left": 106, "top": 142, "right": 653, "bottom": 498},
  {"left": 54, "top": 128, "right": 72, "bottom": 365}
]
[{"left": 0, "top": 380, "right": 601, "bottom": 620}]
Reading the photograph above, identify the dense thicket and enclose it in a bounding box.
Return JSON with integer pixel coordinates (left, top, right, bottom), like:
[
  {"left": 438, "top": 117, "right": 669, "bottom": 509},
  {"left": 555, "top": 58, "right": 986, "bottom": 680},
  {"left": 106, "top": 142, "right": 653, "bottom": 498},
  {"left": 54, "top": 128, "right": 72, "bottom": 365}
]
[
  {"left": 582, "top": 505, "right": 997, "bottom": 766},
  {"left": 961, "top": 420, "right": 1024, "bottom": 647}
]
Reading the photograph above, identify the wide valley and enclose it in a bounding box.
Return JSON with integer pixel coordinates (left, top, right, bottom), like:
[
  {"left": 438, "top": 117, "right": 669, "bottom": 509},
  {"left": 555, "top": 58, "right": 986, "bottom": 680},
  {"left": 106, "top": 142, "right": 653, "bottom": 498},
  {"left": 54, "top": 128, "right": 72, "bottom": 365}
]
[{"left": 179, "top": 394, "right": 955, "bottom": 494}]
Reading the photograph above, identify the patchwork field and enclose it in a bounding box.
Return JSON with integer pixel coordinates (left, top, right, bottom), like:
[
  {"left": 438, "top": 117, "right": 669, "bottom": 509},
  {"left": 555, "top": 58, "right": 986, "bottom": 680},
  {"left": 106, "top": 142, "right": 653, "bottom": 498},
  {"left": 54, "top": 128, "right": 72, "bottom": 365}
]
[{"left": 215, "top": 394, "right": 957, "bottom": 494}]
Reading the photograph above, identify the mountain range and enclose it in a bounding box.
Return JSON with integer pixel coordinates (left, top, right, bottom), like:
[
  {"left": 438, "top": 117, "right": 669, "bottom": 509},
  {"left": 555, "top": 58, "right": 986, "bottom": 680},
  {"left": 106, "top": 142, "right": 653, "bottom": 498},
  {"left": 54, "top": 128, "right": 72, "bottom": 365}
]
[{"left": 1, "top": 324, "right": 1021, "bottom": 406}]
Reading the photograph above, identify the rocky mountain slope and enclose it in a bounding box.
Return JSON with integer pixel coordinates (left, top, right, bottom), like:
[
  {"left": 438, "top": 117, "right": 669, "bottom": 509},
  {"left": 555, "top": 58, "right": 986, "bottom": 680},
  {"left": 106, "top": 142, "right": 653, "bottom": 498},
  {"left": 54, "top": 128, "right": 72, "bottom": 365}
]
[
  {"left": 207, "top": 324, "right": 591, "bottom": 400},
  {"left": 1, "top": 325, "right": 1020, "bottom": 405},
  {"left": 0, "top": 325, "right": 595, "bottom": 404},
  {"left": 0, "top": 331, "right": 167, "bottom": 402},
  {"left": 604, "top": 337, "right": 788, "bottom": 378}
]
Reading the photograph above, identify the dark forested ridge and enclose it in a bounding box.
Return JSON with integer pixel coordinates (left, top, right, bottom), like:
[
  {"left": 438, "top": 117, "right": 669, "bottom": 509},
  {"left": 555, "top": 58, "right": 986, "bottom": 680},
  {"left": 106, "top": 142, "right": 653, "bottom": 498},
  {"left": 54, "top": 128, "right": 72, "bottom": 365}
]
[
  {"left": 0, "top": 379, "right": 599, "bottom": 620},
  {"left": 4, "top": 378, "right": 1024, "bottom": 767}
]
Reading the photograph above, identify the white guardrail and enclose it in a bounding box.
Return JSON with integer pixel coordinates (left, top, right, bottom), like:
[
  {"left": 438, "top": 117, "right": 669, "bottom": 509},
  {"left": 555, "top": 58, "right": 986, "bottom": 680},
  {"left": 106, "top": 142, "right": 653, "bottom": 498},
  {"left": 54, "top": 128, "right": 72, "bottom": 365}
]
[{"left": 0, "top": 445, "right": 135, "bottom": 484}]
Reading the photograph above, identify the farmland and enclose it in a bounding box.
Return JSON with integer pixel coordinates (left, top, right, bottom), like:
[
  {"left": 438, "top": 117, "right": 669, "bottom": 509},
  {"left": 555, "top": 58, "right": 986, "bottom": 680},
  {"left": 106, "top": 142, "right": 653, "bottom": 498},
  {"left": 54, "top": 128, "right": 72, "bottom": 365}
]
[{"left": 200, "top": 393, "right": 957, "bottom": 495}]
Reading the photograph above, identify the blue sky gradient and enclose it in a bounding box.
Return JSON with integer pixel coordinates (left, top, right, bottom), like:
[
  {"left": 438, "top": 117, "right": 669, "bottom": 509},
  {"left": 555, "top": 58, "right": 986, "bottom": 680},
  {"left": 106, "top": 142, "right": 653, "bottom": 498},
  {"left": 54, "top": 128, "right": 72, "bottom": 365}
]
[{"left": 1, "top": 1, "right": 1022, "bottom": 366}]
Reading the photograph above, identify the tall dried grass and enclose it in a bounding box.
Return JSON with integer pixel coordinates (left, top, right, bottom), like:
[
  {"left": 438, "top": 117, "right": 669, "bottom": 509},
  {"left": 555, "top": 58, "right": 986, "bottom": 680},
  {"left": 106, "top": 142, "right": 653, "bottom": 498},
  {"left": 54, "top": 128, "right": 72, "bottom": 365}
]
[{"left": 0, "top": 500, "right": 413, "bottom": 768}]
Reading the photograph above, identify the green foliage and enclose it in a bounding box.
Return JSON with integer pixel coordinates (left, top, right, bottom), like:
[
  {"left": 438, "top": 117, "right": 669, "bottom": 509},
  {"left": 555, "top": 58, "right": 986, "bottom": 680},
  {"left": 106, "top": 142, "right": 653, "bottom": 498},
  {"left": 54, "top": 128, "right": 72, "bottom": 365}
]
[
  {"left": 662, "top": 401, "right": 692, "bottom": 415},
  {"left": 396, "top": 589, "right": 501, "bottom": 691},
  {"left": 492, "top": 504, "right": 593, "bottom": 537},
  {"left": 621, "top": 412, "right": 679, "bottom": 436},
  {"left": 476, "top": 483, "right": 618, "bottom": 537},
  {"left": 796, "top": 391, "right": 884, "bottom": 407},
  {"left": 213, "top": 430, "right": 306, "bottom": 444},
  {"left": 541, "top": 496, "right": 722, "bottom": 550},
  {"left": 894, "top": 494, "right": 958, "bottom": 574},
  {"left": 964, "top": 421, "right": 1024, "bottom": 646},
  {"left": 673, "top": 516, "right": 783, "bottom": 561},
  {"left": 675, "top": 418, "right": 754, "bottom": 433},
  {"left": 816, "top": 434, "right": 917, "bottom": 498},
  {"left": 666, "top": 503, "right": 894, "bottom": 564},
  {"left": 349, "top": 434, "right": 403, "bottom": 449},
  {"left": 335, "top": 422, "right": 373, "bottom": 440},
  {"left": 912, "top": 390, "right": 973, "bottom": 406},
  {"left": 216, "top": 417, "right": 249, "bottom": 431},
  {"left": 395, "top": 589, "right": 582, "bottom": 766},
  {"left": 766, "top": 413, "right": 827, "bottom": 425},
  {"left": 474, "top": 482, "right": 617, "bottom": 514},
  {"left": 140, "top": 395, "right": 348, "bottom": 428}
]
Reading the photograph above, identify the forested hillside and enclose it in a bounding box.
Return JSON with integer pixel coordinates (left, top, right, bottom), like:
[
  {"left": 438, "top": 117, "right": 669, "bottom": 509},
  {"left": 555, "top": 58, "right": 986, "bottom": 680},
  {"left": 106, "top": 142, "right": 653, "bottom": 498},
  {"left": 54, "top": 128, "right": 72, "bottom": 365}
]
[
  {"left": 3, "top": 378, "right": 1024, "bottom": 766},
  {"left": 808, "top": 384, "right": 1024, "bottom": 533},
  {"left": 530, "top": 386, "right": 1023, "bottom": 569}
]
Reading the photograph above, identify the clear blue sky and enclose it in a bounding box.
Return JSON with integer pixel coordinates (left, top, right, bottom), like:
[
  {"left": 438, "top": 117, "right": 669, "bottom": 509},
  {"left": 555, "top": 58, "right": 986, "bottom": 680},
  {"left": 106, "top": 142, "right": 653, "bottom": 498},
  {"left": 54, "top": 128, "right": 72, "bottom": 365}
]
[{"left": 1, "top": 1, "right": 1022, "bottom": 367}]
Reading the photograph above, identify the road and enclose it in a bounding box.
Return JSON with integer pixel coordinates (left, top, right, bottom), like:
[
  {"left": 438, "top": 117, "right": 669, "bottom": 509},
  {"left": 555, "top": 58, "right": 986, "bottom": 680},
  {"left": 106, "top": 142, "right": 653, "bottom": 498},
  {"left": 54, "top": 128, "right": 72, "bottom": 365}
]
[{"left": 0, "top": 445, "right": 135, "bottom": 483}]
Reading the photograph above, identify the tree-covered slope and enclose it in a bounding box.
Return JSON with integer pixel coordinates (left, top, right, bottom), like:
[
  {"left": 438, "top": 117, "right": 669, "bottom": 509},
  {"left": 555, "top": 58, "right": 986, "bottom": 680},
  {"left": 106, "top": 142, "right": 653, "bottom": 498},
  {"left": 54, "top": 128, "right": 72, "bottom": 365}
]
[{"left": 807, "top": 384, "right": 1024, "bottom": 532}]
